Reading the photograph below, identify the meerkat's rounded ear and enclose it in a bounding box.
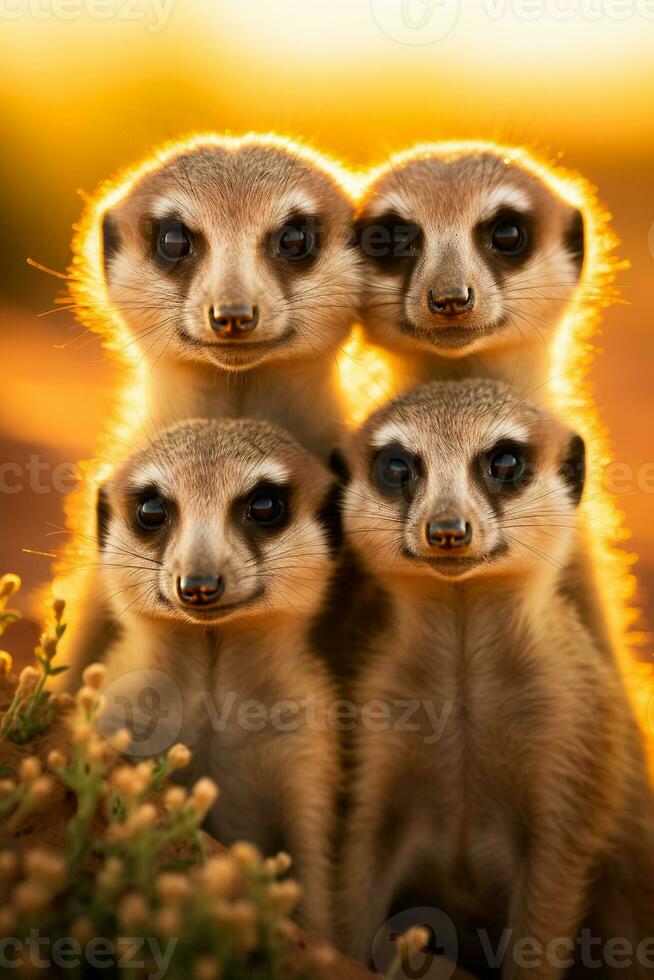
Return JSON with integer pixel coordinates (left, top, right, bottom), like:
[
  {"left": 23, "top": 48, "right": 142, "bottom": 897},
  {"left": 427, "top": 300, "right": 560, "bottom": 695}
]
[
  {"left": 565, "top": 208, "right": 585, "bottom": 276},
  {"left": 561, "top": 434, "right": 586, "bottom": 506},
  {"left": 96, "top": 484, "right": 111, "bottom": 551},
  {"left": 101, "top": 210, "right": 121, "bottom": 279}
]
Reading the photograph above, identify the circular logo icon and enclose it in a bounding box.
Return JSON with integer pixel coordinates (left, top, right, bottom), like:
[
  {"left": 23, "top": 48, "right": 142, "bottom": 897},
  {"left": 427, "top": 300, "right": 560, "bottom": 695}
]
[
  {"left": 371, "top": 906, "right": 459, "bottom": 978},
  {"left": 97, "top": 668, "right": 183, "bottom": 757},
  {"left": 370, "top": 0, "right": 460, "bottom": 44},
  {"left": 372, "top": 908, "right": 459, "bottom": 980}
]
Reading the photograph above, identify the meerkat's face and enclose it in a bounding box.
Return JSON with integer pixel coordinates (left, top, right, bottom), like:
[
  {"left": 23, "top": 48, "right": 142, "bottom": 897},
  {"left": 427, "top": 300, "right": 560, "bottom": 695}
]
[
  {"left": 342, "top": 379, "right": 585, "bottom": 583},
  {"left": 355, "top": 152, "right": 584, "bottom": 358},
  {"left": 101, "top": 141, "right": 360, "bottom": 371},
  {"left": 97, "top": 419, "right": 338, "bottom": 626}
]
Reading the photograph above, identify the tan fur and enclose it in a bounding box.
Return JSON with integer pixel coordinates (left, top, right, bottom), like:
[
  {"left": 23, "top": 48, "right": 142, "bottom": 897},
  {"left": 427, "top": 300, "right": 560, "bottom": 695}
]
[
  {"left": 95, "top": 418, "right": 340, "bottom": 939},
  {"left": 337, "top": 380, "right": 654, "bottom": 977},
  {"left": 103, "top": 139, "right": 361, "bottom": 457},
  {"left": 63, "top": 136, "right": 361, "bottom": 691},
  {"left": 356, "top": 149, "right": 583, "bottom": 396},
  {"left": 355, "top": 145, "right": 613, "bottom": 685}
]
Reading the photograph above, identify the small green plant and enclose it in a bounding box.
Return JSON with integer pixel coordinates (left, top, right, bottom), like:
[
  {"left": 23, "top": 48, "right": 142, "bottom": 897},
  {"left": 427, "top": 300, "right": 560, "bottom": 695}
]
[
  {"left": 0, "top": 678, "right": 317, "bottom": 977},
  {"left": 0, "top": 574, "right": 329, "bottom": 979},
  {"left": 0, "top": 575, "right": 69, "bottom": 745}
]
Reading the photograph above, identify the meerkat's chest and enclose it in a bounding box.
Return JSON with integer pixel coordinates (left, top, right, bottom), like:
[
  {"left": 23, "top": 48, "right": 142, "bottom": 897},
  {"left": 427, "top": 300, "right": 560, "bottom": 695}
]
[
  {"left": 196, "top": 647, "right": 334, "bottom": 833},
  {"left": 143, "top": 361, "right": 343, "bottom": 459},
  {"left": 370, "top": 636, "right": 548, "bottom": 908}
]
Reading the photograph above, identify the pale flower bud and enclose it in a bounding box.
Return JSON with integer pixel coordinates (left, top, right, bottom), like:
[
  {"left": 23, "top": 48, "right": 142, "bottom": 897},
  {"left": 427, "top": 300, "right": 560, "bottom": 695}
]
[
  {"left": 230, "top": 841, "right": 260, "bottom": 869},
  {"left": 41, "top": 637, "right": 58, "bottom": 661},
  {"left": 128, "top": 803, "right": 157, "bottom": 832},
  {"left": 156, "top": 873, "right": 190, "bottom": 903},
  {"left": 25, "top": 849, "right": 66, "bottom": 888},
  {"left": 13, "top": 881, "right": 51, "bottom": 914},
  {"left": 76, "top": 685, "right": 100, "bottom": 711},
  {"left": 405, "top": 925, "right": 430, "bottom": 951},
  {"left": 167, "top": 743, "right": 191, "bottom": 770},
  {"left": 117, "top": 892, "right": 149, "bottom": 930},
  {"left": 0, "top": 574, "right": 21, "bottom": 600},
  {"left": 164, "top": 786, "right": 187, "bottom": 810},
  {"left": 111, "top": 728, "right": 132, "bottom": 753},
  {"left": 19, "top": 757, "right": 41, "bottom": 783},
  {"left": 30, "top": 776, "right": 53, "bottom": 800},
  {"left": 267, "top": 880, "right": 300, "bottom": 913},
  {"left": 47, "top": 750, "right": 66, "bottom": 770},
  {"left": 0, "top": 851, "right": 18, "bottom": 877},
  {"left": 193, "top": 957, "right": 221, "bottom": 980},
  {"left": 191, "top": 778, "right": 219, "bottom": 812},
  {"left": 82, "top": 663, "right": 107, "bottom": 690}
]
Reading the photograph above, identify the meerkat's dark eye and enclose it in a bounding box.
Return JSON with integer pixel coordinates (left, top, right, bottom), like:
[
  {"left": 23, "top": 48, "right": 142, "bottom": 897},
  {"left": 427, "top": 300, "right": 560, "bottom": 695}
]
[
  {"left": 490, "top": 219, "right": 527, "bottom": 255},
  {"left": 136, "top": 496, "right": 168, "bottom": 530},
  {"left": 156, "top": 222, "right": 193, "bottom": 264},
  {"left": 272, "top": 219, "right": 315, "bottom": 262},
  {"left": 246, "top": 490, "right": 287, "bottom": 528},
  {"left": 373, "top": 445, "right": 420, "bottom": 496},
  {"left": 487, "top": 446, "right": 527, "bottom": 486}
]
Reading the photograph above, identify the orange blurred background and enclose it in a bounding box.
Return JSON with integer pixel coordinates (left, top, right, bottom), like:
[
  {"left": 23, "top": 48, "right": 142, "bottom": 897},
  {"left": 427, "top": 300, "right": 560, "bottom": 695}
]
[{"left": 0, "top": 0, "right": 653, "bottom": 660}]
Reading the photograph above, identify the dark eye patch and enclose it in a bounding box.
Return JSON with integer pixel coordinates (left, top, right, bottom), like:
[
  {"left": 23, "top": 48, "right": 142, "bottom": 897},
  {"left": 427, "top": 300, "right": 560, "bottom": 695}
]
[
  {"left": 476, "top": 441, "right": 535, "bottom": 497},
  {"left": 154, "top": 218, "right": 194, "bottom": 269},
  {"left": 356, "top": 211, "right": 422, "bottom": 270},
  {"left": 129, "top": 485, "right": 175, "bottom": 537},
  {"left": 316, "top": 482, "right": 344, "bottom": 556},
  {"left": 560, "top": 434, "right": 586, "bottom": 506},
  {"left": 237, "top": 481, "right": 291, "bottom": 535},
  {"left": 136, "top": 496, "right": 168, "bottom": 530},
  {"left": 269, "top": 213, "right": 322, "bottom": 270},
  {"left": 564, "top": 209, "right": 585, "bottom": 274},
  {"left": 138, "top": 215, "right": 198, "bottom": 272},
  {"left": 476, "top": 209, "right": 534, "bottom": 270},
  {"left": 371, "top": 443, "right": 422, "bottom": 500},
  {"left": 96, "top": 485, "right": 111, "bottom": 551},
  {"left": 101, "top": 213, "right": 120, "bottom": 274}
]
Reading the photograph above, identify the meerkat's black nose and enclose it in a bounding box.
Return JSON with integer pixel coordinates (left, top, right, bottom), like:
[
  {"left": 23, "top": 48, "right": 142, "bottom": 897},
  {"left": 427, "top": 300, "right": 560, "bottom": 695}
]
[
  {"left": 209, "top": 304, "right": 259, "bottom": 337},
  {"left": 427, "top": 287, "right": 475, "bottom": 317},
  {"left": 176, "top": 574, "right": 225, "bottom": 606},
  {"left": 426, "top": 519, "right": 473, "bottom": 551}
]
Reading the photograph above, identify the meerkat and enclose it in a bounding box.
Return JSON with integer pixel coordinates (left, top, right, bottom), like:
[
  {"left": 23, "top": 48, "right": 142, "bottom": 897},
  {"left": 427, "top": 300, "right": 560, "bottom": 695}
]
[
  {"left": 335, "top": 379, "right": 654, "bottom": 978},
  {"left": 83, "top": 133, "right": 362, "bottom": 457},
  {"left": 353, "top": 142, "right": 619, "bottom": 676},
  {"left": 60, "top": 133, "right": 362, "bottom": 688},
  {"left": 93, "top": 417, "right": 342, "bottom": 939},
  {"left": 354, "top": 144, "right": 585, "bottom": 396}
]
